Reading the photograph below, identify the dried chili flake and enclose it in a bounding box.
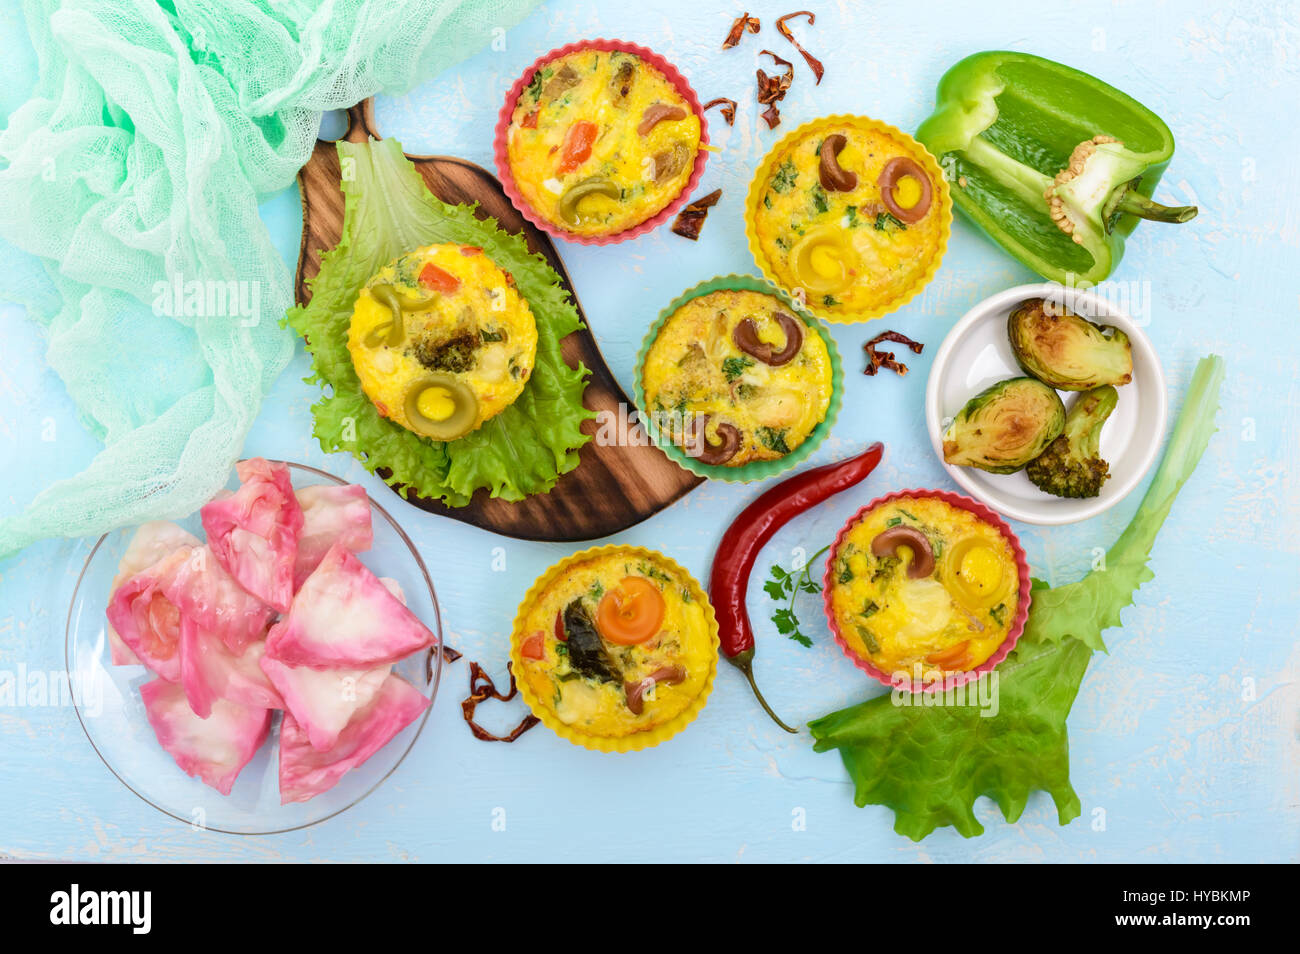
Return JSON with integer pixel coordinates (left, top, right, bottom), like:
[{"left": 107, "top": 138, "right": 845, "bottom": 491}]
[
  {"left": 702, "top": 96, "right": 738, "bottom": 126},
  {"left": 672, "top": 188, "right": 723, "bottom": 240},
  {"left": 723, "top": 12, "right": 760, "bottom": 48},
  {"left": 776, "top": 10, "right": 824, "bottom": 84},
  {"left": 427, "top": 643, "right": 463, "bottom": 682},
  {"left": 460, "top": 661, "right": 539, "bottom": 742},
  {"left": 863, "top": 330, "right": 925, "bottom": 377},
  {"left": 756, "top": 50, "right": 794, "bottom": 104},
  {"left": 756, "top": 50, "right": 795, "bottom": 128}
]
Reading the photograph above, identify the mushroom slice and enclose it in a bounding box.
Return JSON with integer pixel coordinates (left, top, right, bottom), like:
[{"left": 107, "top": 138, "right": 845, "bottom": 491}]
[
  {"left": 732, "top": 311, "right": 804, "bottom": 366},
  {"left": 638, "top": 104, "right": 687, "bottom": 136},
  {"left": 686, "top": 414, "right": 742, "bottom": 466},
  {"left": 870, "top": 526, "right": 935, "bottom": 579},
  {"left": 877, "top": 157, "right": 933, "bottom": 224},
  {"left": 818, "top": 133, "right": 858, "bottom": 192},
  {"left": 625, "top": 666, "right": 687, "bottom": 715}
]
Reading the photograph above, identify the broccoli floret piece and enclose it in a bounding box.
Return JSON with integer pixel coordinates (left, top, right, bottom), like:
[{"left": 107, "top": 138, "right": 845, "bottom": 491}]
[{"left": 1025, "top": 385, "right": 1119, "bottom": 498}]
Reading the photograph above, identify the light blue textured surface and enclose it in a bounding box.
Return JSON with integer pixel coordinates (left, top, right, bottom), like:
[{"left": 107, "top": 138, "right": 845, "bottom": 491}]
[{"left": 1, "top": 0, "right": 1297, "bottom": 862}]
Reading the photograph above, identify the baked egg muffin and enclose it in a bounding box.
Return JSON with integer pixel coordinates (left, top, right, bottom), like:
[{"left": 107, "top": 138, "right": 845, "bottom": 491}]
[
  {"left": 346, "top": 243, "right": 538, "bottom": 441},
  {"left": 513, "top": 547, "right": 718, "bottom": 747},
  {"left": 506, "top": 47, "right": 702, "bottom": 236},
  {"left": 752, "top": 119, "right": 947, "bottom": 319},
  {"left": 827, "top": 495, "right": 1020, "bottom": 678},
  {"left": 641, "top": 289, "right": 833, "bottom": 467}
]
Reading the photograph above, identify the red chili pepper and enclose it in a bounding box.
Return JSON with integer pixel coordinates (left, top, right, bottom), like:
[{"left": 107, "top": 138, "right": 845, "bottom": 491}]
[
  {"left": 521, "top": 109, "right": 538, "bottom": 129},
  {"left": 419, "top": 262, "right": 461, "bottom": 293},
  {"left": 709, "top": 442, "right": 884, "bottom": 732},
  {"left": 459, "top": 245, "right": 483, "bottom": 256},
  {"left": 554, "top": 610, "right": 566, "bottom": 642}
]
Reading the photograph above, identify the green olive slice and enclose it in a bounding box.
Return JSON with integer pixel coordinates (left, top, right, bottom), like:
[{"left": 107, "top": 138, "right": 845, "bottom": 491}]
[
  {"left": 558, "top": 177, "right": 621, "bottom": 225},
  {"left": 404, "top": 373, "right": 479, "bottom": 441},
  {"left": 364, "top": 283, "right": 440, "bottom": 348}
]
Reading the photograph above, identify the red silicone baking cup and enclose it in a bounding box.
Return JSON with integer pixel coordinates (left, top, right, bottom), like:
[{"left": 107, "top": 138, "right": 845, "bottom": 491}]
[
  {"left": 493, "top": 38, "right": 710, "bottom": 246},
  {"left": 821, "top": 489, "right": 1032, "bottom": 693}
]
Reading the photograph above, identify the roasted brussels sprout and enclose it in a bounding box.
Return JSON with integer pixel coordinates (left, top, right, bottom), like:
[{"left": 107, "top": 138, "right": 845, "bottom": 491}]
[
  {"left": 1008, "top": 298, "right": 1133, "bottom": 390},
  {"left": 1026, "top": 385, "right": 1118, "bottom": 498},
  {"left": 943, "top": 377, "right": 1066, "bottom": 474}
]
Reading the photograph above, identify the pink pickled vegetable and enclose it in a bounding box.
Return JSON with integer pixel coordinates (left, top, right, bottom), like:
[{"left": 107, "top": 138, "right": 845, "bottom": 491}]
[
  {"left": 140, "top": 678, "right": 271, "bottom": 796},
  {"left": 180, "top": 621, "right": 283, "bottom": 718},
  {"left": 293, "top": 484, "right": 373, "bottom": 589},
  {"left": 201, "top": 458, "right": 303, "bottom": 611},
  {"left": 266, "top": 543, "right": 435, "bottom": 669},
  {"left": 260, "top": 655, "right": 390, "bottom": 751},
  {"left": 107, "top": 521, "right": 199, "bottom": 666},
  {"left": 278, "top": 674, "right": 429, "bottom": 804},
  {"left": 106, "top": 548, "right": 193, "bottom": 682},
  {"left": 164, "top": 544, "right": 276, "bottom": 653}
]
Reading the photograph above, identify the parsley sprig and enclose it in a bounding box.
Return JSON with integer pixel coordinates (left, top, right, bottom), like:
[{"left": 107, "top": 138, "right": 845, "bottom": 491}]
[{"left": 763, "top": 544, "right": 831, "bottom": 647}]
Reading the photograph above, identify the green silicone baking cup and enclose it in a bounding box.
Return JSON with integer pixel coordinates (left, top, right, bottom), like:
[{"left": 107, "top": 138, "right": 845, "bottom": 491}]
[{"left": 633, "top": 273, "right": 844, "bottom": 483}]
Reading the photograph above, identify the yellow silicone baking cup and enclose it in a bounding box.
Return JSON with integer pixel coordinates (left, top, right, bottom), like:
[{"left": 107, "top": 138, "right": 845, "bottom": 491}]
[
  {"left": 744, "top": 114, "right": 952, "bottom": 325},
  {"left": 509, "top": 545, "right": 719, "bottom": 753}
]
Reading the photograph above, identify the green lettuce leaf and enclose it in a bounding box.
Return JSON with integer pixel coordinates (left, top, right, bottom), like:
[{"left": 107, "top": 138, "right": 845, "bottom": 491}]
[
  {"left": 809, "top": 356, "right": 1224, "bottom": 841},
  {"left": 286, "top": 137, "right": 592, "bottom": 505},
  {"left": 810, "top": 627, "right": 1093, "bottom": 840},
  {"left": 1024, "top": 355, "right": 1226, "bottom": 652}
]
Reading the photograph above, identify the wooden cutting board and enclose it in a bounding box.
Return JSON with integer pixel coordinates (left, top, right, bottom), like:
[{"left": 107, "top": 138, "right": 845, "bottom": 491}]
[{"left": 295, "top": 100, "right": 702, "bottom": 542}]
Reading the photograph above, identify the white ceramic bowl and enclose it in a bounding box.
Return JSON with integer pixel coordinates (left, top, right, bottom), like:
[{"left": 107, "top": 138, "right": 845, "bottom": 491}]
[{"left": 925, "top": 282, "right": 1167, "bottom": 526}]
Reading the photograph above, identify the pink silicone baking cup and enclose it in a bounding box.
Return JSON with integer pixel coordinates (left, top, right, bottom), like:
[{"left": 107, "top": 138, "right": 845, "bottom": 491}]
[
  {"left": 493, "top": 38, "right": 710, "bottom": 246},
  {"left": 821, "top": 488, "right": 1033, "bottom": 693}
]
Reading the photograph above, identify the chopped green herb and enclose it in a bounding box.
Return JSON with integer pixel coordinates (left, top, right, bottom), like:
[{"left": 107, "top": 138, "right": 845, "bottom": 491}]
[
  {"left": 886, "top": 516, "right": 902, "bottom": 527},
  {"left": 636, "top": 562, "right": 672, "bottom": 585},
  {"left": 722, "top": 355, "right": 755, "bottom": 381},
  {"left": 861, "top": 600, "right": 880, "bottom": 618},
  {"left": 990, "top": 603, "right": 1007, "bottom": 626},
  {"left": 480, "top": 328, "right": 505, "bottom": 342},
  {"left": 822, "top": 294, "right": 839, "bottom": 307},
  {"left": 525, "top": 67, "right": 553, "bottom": 102},
  {"left": 770, "top": 158, "right": 798, "bottom": 194},
  {"left": 874, "top": 211, "right": 907, "bottom": 231},
  {"left": 855, "top": 624, "right": 881, "bottom": 654},
  {"left": 757, "top": 427, "right": 791, "bottom": 454},
  {"left": 810, "top": 184, "right": 829, "bottom": 215},
  {"left": 872, "top": 555, "right": 900, "bottom": 585},
  {"left": 845, "top": 205, "right": 859, "bottom": 227}
]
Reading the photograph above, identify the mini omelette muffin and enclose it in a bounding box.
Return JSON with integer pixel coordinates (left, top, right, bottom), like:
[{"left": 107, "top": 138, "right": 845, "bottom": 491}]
[
  {"left": 347, "top": 244, "right": 538, "bottom": 441},
  {"left": 753, "top": 122, "right": 945, "bottom": 317},
  {"left": 514, "top": 548, "right": 717, "bottom": 743},
  {"left": 641, "top": 289, "right": 833, "bottom": 467},
  {"left": 828, "top": 496, "right": 1020, "bottom": 677},
  {"left": 506, "top": 48, "right": 701, "bottom": 236}
]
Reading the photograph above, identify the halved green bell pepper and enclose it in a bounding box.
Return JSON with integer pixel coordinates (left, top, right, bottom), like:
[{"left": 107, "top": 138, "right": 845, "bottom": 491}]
[{"left": 916, "top": 51, "right": 1197, "bottom": 285}]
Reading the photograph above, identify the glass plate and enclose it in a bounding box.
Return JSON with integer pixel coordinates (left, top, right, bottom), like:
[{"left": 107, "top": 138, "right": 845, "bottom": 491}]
[{"left": 64, "top": 460, "right": 444, "bottom": 835}]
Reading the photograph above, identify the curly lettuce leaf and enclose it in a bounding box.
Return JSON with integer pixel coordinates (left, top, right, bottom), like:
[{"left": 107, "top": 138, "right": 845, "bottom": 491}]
[
  {"left": 286, "top": 137, "right": 592, "bottom": 505},
  {"left": 809, "top": 356, "right": 1224, "bottom": 841}
]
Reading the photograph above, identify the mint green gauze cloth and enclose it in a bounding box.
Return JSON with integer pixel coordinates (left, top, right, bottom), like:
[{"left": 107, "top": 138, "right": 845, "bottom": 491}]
[{"left": 0, "top": 0, "right": 537, "bottom": 557}]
